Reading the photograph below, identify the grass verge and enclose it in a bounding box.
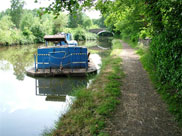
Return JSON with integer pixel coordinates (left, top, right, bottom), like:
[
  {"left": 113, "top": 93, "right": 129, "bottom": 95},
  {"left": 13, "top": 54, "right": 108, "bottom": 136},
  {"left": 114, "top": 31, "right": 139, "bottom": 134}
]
[
  {"left": 43, "top": 39, "right": 123, "bottom": 136},
  {"left": 124, "top": 39, "right": 182, "bottom": 126}
]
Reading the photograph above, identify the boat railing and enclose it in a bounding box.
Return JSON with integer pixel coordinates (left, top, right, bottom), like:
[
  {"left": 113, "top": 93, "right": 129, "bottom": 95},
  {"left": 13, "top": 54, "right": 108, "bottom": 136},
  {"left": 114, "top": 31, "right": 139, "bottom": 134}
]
[{"left": 34, "top": 53, "right": 88, "bottom": 72}]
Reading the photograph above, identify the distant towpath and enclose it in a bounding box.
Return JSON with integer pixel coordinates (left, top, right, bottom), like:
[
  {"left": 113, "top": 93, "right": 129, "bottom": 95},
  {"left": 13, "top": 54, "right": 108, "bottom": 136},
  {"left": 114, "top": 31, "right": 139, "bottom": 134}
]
[{"left": 105, "top": 40, "right": 182, "bottom": 136}]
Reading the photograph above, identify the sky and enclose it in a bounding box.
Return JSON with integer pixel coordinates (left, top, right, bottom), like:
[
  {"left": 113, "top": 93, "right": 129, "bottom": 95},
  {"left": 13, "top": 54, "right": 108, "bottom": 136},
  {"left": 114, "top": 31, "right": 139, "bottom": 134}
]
[{"left": 0, "top": 0, "right": 101, "bottom": 19}]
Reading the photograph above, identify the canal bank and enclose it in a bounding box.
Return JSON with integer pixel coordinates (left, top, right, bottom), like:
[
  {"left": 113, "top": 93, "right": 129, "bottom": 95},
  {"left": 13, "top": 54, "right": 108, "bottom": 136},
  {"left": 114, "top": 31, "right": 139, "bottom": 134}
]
[{"left": 44, "top": 39, "right": 123, "bottom": 136}]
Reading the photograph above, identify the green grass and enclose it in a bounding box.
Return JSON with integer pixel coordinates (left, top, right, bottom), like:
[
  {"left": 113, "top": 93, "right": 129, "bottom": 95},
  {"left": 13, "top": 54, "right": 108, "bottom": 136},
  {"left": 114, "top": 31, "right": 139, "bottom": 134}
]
[
  {"left": 42, "top": 39, "right": 124, "bottom": 136},
  {"left": 111, "top": 39, "right": 122, "bottom": 56}
]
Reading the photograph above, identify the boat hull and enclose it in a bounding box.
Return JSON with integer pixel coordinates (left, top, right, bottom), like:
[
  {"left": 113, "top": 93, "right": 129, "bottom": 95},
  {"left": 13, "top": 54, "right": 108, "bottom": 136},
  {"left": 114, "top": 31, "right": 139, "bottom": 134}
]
[{"left": 26, "top": 59, "right": 97, "bottom": 77}]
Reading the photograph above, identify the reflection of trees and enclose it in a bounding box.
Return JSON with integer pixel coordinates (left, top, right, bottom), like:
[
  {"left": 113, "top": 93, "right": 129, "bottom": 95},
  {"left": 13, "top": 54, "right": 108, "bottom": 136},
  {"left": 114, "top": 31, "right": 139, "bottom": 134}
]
[
  {"left": 0, "top": 61, "right": 11, "bottom": 71},
  {"left": 0, "top": 44, "right": 38, "bottom": 80},
  {"left": 97, "top": 36, "right": 113, "bottom": 49},
  {"left": 79, "top": 39, "right": 112, "bottom": 49},
  {"left": 13, "top": 55, "right": 26, "bottom": 80}
]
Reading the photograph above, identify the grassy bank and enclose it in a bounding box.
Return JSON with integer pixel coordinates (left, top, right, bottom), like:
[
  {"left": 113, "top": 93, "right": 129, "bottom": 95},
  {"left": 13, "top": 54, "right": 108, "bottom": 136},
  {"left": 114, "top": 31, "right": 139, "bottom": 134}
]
[
  {"left": 124, "top": 39, "right": 182, "bottom": 126},
  {"left": 43, "top": 39, "right": 123, "bottom": 136}
]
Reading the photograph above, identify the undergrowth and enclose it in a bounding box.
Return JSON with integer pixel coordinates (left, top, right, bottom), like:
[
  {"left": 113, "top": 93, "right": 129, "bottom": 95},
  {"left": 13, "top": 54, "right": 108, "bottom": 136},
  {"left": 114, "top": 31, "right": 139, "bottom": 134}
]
[{"left": 43, "top": 39, "right": 123, "bottom": 136}]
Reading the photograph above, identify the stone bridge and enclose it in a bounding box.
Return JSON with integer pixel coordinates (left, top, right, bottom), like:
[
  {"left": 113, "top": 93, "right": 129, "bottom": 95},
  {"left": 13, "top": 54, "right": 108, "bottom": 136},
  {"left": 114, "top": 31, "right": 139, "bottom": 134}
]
[{"left": 89, "top": 28, "right": 114, "bottom": 36}]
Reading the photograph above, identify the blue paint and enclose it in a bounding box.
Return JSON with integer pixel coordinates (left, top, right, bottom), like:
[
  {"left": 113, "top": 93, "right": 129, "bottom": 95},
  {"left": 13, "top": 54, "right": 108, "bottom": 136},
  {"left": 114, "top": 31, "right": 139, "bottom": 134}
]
[
  {"left": 36, "top": 33, "right": 87, "bottom": 70},
  {"left": 66, "top": 33, "right": 71, "bottom": 41},
  {"left": 37, "top": 47, "right": 88, "bottom": 69}
]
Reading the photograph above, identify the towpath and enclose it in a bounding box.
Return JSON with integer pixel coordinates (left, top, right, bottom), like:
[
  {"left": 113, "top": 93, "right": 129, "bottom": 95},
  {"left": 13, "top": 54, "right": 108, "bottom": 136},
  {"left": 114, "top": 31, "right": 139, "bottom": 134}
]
[{"left": 105, "top": 41, "right": 182, "bottom": 136}]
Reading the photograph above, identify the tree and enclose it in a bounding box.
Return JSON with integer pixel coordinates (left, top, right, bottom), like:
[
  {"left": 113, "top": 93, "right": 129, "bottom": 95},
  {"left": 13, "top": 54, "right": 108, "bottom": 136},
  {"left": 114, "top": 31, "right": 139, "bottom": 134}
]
[
  {"left": 68, "top": 11, "right": 84, "bottom": 28},
  {"left": 92, "top": 16, "right": 106, "bottom": 28},
  {"left": 0, "top": 9, "right": 11, "bottom": 19},
  {"left": 0, "top": 15, "right": 24, "bottom": 45},
  {"left": 82, "top": 14, "right": 92, "bottom": 29},
  {"left": 0, "top": 15, "right": 15, "bottom": 45},
  {"left": 20, "top": 11, "right": 34, "bottom": 31},
  {"left": 53, "top": 13, "right": 68, "bottom": 33},
  {"left": 35, "top": 0, "right": 94, "bottom": 14},
  {"left": 10, "top": 0, "right": 24, "bottom": 28}
]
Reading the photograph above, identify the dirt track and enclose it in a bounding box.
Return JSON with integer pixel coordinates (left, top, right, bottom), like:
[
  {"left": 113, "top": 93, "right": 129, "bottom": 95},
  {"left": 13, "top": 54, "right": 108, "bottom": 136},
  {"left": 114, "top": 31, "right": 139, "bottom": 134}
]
[{"left": 105, "top": 41, "right": 182, "bottom": 136}]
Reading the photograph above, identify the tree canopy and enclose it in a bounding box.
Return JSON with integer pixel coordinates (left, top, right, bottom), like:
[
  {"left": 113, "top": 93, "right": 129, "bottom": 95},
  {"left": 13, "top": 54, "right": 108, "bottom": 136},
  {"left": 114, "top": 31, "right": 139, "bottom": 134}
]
[
  {"left": 35, "top": 0, "right": 95, "bottom": 14},
  {"left": 10, "top": 0, "right": 24, "bottom": 28}
]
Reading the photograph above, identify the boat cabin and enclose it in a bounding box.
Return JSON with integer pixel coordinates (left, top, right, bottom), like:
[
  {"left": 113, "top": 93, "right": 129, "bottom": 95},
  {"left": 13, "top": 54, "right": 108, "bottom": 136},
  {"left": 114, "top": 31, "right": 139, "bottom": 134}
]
[{"left": 44, "top": 33, "right": 78, "bottom": 46}]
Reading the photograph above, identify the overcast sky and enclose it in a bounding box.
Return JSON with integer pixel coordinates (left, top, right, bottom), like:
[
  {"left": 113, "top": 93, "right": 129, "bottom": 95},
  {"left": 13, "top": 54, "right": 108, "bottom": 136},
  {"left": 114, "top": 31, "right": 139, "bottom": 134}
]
[{"left": 0, "top": 0, "right": 101, "bottom": 19}]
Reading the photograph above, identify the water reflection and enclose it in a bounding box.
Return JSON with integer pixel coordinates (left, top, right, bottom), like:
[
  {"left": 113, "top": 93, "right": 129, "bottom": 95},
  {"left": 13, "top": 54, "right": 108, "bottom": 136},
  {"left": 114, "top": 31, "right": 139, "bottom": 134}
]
[
  {"left": 0, "top": 44, "right": 39, "bottom": 80},
  {"left": 78, "top": 36, "right": 113, "bottom": 50},
  {"left": 97, "top": 36, "right": 113, "bottom": 49}
]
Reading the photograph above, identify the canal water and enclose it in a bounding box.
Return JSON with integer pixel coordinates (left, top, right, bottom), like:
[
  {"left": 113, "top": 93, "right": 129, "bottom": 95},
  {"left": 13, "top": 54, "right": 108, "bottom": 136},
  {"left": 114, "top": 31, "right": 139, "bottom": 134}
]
[{"left": 0, "top": 38, "right": 112, "bottom": 136}]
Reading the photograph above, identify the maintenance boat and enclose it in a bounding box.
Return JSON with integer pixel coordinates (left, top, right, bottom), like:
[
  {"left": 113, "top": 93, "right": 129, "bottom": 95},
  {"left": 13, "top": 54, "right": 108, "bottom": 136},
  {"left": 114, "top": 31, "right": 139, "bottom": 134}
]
[{"left": 26, "top": 33, "right": 97, "bottom": 77}]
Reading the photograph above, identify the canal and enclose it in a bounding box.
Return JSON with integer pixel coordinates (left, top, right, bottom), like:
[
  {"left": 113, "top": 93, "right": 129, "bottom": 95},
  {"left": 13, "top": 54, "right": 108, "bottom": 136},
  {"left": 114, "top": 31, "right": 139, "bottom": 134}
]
[{"left": 0, "top": 38, "right": 112, "bottom": 136}]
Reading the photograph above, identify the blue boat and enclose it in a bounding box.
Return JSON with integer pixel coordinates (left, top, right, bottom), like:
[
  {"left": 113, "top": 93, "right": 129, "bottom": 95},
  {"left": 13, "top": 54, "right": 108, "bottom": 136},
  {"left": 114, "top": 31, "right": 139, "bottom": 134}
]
[{"left": 27, "top": 33, "right": 97, "bottom": 77}]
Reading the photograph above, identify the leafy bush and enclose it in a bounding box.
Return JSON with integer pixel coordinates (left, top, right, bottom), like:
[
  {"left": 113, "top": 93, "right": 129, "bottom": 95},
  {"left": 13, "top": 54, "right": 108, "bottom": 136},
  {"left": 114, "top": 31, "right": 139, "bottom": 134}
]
[
  {"left": 73, "top": 27, "right": 86, "bottom": 41},
  {"left": 72, "top": 27, "right": 97, "bottom": 41},
  {"left": 148, "top": 31, "right": 182, "bottom": 123}
]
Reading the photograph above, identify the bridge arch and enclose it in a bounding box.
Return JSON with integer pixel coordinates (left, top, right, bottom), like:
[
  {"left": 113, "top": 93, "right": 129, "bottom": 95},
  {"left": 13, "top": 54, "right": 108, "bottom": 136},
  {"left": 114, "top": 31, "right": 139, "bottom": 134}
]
[
  {"left": 97, "top": 30, "right": 114, "bottom": 36},
  {"left": 89, "top": 29, "right": 114, "bottom": 36}
]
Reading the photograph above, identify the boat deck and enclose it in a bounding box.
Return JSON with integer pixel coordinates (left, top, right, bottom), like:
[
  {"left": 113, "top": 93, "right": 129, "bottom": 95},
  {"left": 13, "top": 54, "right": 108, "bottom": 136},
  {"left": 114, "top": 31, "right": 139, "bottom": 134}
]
[{"left": 26, "top": 60, "right": 97, "bottom": 77}]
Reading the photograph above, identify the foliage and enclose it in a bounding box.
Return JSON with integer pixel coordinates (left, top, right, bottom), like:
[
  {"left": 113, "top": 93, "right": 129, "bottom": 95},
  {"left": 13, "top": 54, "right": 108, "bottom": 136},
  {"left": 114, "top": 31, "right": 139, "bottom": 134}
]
[
  {"left": 73, "top": 27, "right": 86, "bottom": 40},
  {"left": 68, "top": 11, "right": 93, "bottom": 30},
  {"left": 53, "top": 13, "right": 68, "bottom": 33},
  {"left": 0, "top": 15, "right": 23, "bottom": 45},
  {"left": 84, "top": 31, "right": 97, "bottom": 40},
  {"left": 111, "top": 39, "right": 122, "bottom": 56},
  {"left": 135, "top": 42, "right": 182, "bottom": 125},
  {"left": 36, "top": 0, "right": 94, "bottom": 14},
  {"left": 92, "top": 16, "right": 106, "bottom": 28},
  {"left": 143, "top": 0, "right": 182, "bottom": 123},
  {"left": 10, "top": 0, "right": 24, "bottom": 28},
  {"left": 74, "top": 27, "right": 97, "bottom": 40},
  {"left": 65, "top": 27, "right": 97, "bottom": 41},
  {"left": 97, "top": 0, "right": 146, "bottom": 41},
  {"left": 0, "top": 6, "right": 96, "bottom": 45},
  {"left": 68, "top": 11, "right": 84, "bottom": 28},
  {"left": 0, "top": 9, "right": 11, "bottom": 19},
  {"left": 20, "top": 10, "right": 54, "bottom": 43},
  {"left": 20, "top": 11, "right": 34, "bottom": 31},
  {"left": 82, "top": 14, "right": 93, "bottom": 29}
]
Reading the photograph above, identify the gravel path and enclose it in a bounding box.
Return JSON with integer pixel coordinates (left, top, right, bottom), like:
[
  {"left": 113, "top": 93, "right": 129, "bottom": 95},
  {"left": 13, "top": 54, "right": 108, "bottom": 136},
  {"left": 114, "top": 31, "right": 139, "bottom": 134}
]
[{"left": 105, "top": 41, "right": 182, "bottom": 136}]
